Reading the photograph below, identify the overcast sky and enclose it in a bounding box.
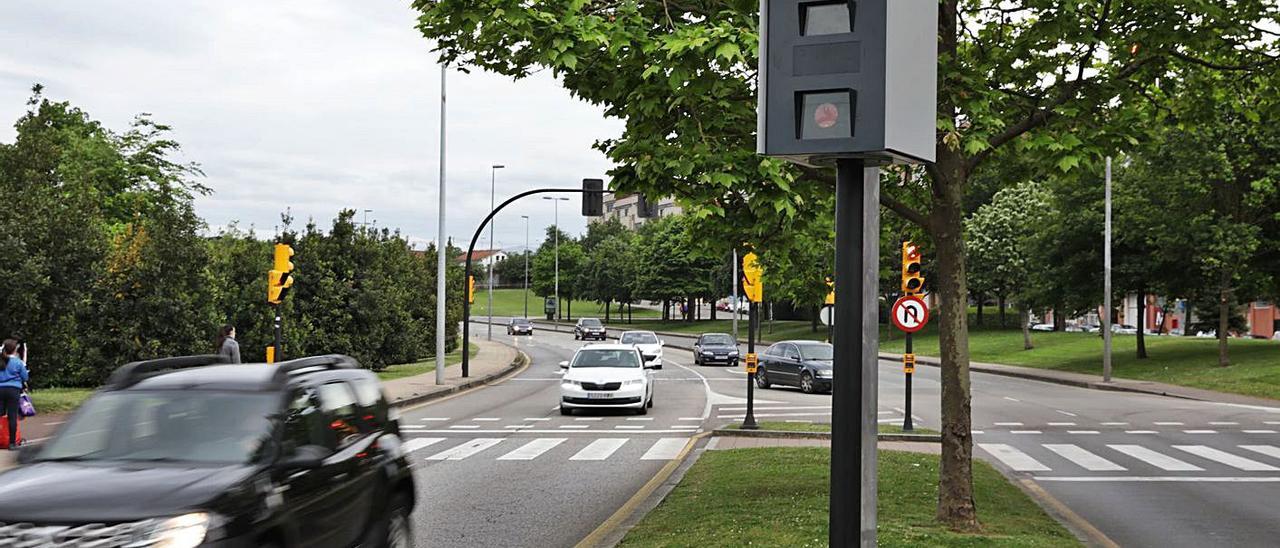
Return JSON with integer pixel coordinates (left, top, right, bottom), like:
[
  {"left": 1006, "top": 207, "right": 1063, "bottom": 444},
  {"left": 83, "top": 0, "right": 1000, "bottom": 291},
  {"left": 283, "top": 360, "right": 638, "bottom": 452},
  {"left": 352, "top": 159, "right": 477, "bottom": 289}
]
[{"left": 0, "top": 0, "right": 621, "bottom": 252}]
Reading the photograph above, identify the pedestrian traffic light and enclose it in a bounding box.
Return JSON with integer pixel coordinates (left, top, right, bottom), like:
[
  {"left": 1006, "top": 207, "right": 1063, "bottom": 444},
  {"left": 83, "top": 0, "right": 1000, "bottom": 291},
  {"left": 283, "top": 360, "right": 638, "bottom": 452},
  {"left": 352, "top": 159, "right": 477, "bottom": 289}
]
[
  {"left": 468, "top": 275, "right": 475, "bottom": 304},
  {"left": 757, "top": 0, "right": 936, "bottom": 165},
  {"left": 742, "top": 252, "right": 764, "bottom": 303},
  {"left": 901, "top": 241, "right": 923, "bottom": 295},
  {"left": 267, "top": 243, "right": 295, "bottom": 305},
  {"left": 582, "top": 178, "right": 604, "bottom": 217},
  {"left": 825, "top": 275, "right": 835, "bottom": 305}
]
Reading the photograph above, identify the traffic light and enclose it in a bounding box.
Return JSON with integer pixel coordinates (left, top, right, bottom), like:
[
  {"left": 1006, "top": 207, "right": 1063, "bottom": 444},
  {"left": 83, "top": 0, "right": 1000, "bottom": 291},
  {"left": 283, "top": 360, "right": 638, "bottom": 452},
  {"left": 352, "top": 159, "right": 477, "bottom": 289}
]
[
  {"left": 267, "top": 243, "right": 295, "bottom": 304},
  {"left": 636, "top": 194, "right": 659, "bottom": 219},
  {"left": 468, "top": 275, "right": 475, "bottom": 304},
  {"left": 901, "top": 241, "right": 923, "bottom": 295},
  {"left": 757, "top": 0, "right": 936, "bottom": 165},
  {"left": 582, "top": 178, "right": 604, "bottom": 216},
  {"left": 825, "top": 275, "right": 835, "bottom": 305},
  {"left": 742, "top": 252, "right": 764, "bottom": 303}
]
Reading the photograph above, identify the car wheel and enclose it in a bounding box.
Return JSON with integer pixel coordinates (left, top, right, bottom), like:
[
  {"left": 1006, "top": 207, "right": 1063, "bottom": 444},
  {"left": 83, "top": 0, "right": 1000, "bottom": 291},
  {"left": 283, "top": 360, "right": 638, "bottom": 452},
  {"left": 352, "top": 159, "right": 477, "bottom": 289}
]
[
  {"left": 636, "top": 403, "right": 648, "bottom": 415},
  {"left": 800, "top": 372, "right": 816, "bottom": 394},
  {"left": 560, "top": 405, "right": 572, "bottom": 416},
  {"left": 646, "top": 392, "right": 654, "bottom": 408},
  {"left": 756, "top": 368, "right": 771, "bottom": 389},
  {"left": 384, "top": 494, "right": 413, "bottom": 548}
]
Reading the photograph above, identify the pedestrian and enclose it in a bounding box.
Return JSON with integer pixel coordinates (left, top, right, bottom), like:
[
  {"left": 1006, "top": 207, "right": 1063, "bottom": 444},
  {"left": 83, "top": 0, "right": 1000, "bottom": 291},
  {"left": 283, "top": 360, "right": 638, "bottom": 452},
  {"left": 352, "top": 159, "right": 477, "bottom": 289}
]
[
  {"left": 0, "top": 338, "right": 29, "bottom": 450},
  {"left": 216, "top": 324, "right": 242, "bottom": 364}
]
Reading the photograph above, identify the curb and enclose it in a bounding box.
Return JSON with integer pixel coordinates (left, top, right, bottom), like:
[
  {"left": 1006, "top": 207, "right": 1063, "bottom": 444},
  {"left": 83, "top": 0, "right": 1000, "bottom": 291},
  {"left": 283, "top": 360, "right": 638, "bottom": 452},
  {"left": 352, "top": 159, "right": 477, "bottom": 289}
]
[
  {"left": 1016, "top": 478, "right": 1121, "bottom": 548},
  {"left": 388, "top": 348, "right": 529, "bottom": 410},
  {"left": 709, "top": 428, "right": 942, "bottom": 443}
]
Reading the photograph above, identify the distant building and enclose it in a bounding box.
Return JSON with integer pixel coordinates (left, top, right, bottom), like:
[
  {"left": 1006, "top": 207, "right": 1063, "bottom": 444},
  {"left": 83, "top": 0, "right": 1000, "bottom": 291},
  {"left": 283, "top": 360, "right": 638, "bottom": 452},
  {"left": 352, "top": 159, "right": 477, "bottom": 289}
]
[
  {"left": 455, "top": 249, "right": 507, "bottom": 268},
  {"left": 593, "top": 193, "right": 683, "bottom": 230}
]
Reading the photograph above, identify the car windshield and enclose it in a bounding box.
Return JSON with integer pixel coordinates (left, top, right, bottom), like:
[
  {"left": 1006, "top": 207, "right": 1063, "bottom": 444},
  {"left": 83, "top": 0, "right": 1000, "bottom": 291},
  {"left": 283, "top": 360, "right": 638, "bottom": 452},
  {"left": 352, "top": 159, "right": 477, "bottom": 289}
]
[
  {"left": 620, "top": 332, "right": 658, "bottom": 344},
  {"left": 513, "top": 319, "right": 531, "bottom": 326},
  {"left": 580, "top": 319, "right": 602, "bottom": 327},
  {"left": 701, "top": 334, "right": 735, "bottom": 346},
  {"left": 572, "top": 349, "right": 640, "bottom": 368},
  {"left": 38, "top": 390, "right": 279, "bottom": 465},
  {"left": 798, "top": 344, "right": 834, "bottom": 360}
]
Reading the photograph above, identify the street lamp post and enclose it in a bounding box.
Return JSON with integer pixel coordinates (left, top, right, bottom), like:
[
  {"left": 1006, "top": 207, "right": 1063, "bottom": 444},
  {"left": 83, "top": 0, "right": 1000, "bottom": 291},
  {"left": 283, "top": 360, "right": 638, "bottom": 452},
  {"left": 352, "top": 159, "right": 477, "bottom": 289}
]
[
  {"left": 521, "top": 215, "right": 530, "bottom": 319},
  {"left": 488, "top": 164, "right": 505, "bottom": 340},
  {"left": 543, "top": 196, "right": 569, "bottom": 321},
  {"left": 1103, "top": 156, "right": 1113, "bottom": 383},
  {"left": 363, "top": 209, "right": 373, "bottom": 228},
  {"left": 434, "top": 63, "right": 448, "bottom": 386}
]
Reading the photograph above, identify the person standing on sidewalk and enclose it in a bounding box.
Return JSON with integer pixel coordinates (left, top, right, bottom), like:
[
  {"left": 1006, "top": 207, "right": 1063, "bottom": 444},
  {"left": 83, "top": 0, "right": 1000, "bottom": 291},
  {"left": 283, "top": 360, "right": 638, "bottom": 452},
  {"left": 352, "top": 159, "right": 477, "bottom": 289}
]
[
  {"left": 216, "top": 324, "right": 241, "bottom": 364},
  {"left": 0, "top": 339, "right": 29, "bottom": 450}
]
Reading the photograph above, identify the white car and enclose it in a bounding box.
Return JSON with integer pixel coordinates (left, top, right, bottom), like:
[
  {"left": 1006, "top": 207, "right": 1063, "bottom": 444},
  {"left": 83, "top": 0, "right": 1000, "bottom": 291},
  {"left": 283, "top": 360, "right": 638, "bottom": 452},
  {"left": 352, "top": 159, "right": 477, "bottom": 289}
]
[
  {"left": 619, "top": 330, "right": 664, "bottom": 369},
  {"left": 559, "top": 344, "right": 655, "bottom": 416},
  {"left": 1030, "top": 323, "right": 1055, "bottom": 332}
]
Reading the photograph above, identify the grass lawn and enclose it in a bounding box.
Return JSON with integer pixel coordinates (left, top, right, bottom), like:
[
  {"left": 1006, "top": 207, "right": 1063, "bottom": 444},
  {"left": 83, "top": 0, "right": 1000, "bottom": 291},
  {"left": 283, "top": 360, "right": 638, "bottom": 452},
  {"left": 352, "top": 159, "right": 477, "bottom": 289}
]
[
  {"left": 620, "top": 447, "right": 1077, "bottom": 547},
  {"left": 881, "top": 322, "right": 1280, "bottom": 400},
  {"left": 725, "top": 421, "right": 938, "bottom": 435},
  {"left": 471, "top": 288, "right": 660, "bottom": 320},
  {"left": 376, "top": 343, "right": 479, "bottom": 382},
  {"left": 30, "top": 387, "right": 95, "bottom": 414}
]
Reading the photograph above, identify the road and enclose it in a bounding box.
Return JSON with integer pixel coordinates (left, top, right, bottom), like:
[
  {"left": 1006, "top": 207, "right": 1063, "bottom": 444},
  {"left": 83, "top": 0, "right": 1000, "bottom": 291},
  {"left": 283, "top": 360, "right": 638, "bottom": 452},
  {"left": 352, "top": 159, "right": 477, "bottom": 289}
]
[{"left": 406, "top": 320, "right": 1280, "bottom": 547}]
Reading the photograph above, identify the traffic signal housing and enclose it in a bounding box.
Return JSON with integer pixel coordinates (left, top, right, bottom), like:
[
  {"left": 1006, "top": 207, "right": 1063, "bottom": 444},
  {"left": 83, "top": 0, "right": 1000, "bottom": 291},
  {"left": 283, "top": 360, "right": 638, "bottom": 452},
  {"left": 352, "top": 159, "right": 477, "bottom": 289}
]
[
  {"left": 267, "top": 243, "right": 295, "bottom": 304},
  {"left": 757, "top": 0, "right": 936, "bottom": 165},
  {"left": 582, "top": 178, "right": 604, "bottom": 217},
  {"left": 742, "top": 252, "right": 764, "bottom": 303},
  {"left": 901, "top": 241, "right": 923, "bottom": 295},
  {"left": 825, "top": 275, "right": 835, "bottom": 305},
  {"left": 468, "top": 275, "right": 476, "bottom": 304},
  {"left": 636, "top": 194, "right": 659, "bottom": 219}
]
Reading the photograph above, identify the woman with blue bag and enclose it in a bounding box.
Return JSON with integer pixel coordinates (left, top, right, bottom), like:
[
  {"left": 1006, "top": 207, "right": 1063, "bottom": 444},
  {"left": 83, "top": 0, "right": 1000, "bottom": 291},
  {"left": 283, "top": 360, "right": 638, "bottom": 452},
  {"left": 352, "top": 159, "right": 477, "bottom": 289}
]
[{"left": 0, "top": 338, "right": 30, "bottom": 450}]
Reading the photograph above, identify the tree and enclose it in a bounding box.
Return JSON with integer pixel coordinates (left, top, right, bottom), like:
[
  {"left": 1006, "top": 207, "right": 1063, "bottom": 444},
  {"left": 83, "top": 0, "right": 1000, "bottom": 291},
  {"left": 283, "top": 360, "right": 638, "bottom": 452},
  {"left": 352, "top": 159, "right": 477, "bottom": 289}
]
[
  {"left": 413, "top": 0, "right": 1280, "bottom": 528},
  {"left": 493, "top": 250, "right": 532, "bottom": 288},
  {"left": 966, "top": 182, "right": 1053, "bottom": 350}
]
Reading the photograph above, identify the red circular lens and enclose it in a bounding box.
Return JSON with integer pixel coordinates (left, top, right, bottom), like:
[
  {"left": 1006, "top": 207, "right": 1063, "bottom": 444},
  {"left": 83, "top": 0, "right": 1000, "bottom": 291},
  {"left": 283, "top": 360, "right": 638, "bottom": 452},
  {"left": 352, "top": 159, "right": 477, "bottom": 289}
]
[{"left": 814, "top": 103, "right": 839, "bottom": 128}]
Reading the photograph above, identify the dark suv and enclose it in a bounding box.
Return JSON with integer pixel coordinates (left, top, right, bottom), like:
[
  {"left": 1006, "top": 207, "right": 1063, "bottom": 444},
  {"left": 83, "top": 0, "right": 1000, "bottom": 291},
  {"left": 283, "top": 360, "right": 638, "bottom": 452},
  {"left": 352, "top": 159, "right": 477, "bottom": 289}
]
[
  {"left": 573, "top": 318, "right": 607, "bottom": 341},
  {"left": 0, "top": 354, "right": 415, "bottom": 547}
]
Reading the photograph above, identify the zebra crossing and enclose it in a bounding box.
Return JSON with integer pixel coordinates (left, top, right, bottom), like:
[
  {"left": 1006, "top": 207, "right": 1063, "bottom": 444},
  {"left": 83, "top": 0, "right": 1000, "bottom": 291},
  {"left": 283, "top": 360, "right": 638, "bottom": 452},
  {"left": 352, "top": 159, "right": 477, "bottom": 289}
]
[
  {"left": 402, "top": 435, "right": 690, "bottom": 463},
  {"left": 979, "top": 441, "right": 1280, "bottom": 478}
]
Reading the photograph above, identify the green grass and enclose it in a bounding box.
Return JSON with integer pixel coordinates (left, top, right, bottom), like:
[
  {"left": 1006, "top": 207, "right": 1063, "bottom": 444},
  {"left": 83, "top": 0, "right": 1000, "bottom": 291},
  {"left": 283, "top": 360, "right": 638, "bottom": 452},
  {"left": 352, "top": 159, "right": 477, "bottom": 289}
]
[
  {"left": 620, "top": 447, "right": 1077, "bottom": 547},
  {"left": 881, "top": 323, "right": 1280, "bottom": 400},
  {"left": 724, "top": 421, "right": 937, "bottom": 435},
  {"left": 376, "top": 343, "right": 479, "bottom": 381},
  {"left": 471, "top": 288, "right": 661, "bottom": 319},
  {"left": 29, "top": 388, "right": 95, "bottom": 414}
]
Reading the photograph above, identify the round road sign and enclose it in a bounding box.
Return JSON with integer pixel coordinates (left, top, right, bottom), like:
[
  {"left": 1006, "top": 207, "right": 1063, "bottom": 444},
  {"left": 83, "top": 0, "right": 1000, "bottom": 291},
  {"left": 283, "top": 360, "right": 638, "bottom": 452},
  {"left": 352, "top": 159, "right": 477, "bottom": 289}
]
[{"left": 891, "top": 296, "right": 929, "bottom": 333}]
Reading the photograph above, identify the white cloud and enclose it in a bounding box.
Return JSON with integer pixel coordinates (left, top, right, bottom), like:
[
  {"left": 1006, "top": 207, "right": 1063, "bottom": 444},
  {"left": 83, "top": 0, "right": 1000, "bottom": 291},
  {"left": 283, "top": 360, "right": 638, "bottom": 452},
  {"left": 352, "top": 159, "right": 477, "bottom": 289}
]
[{"left": 0, "top": 0, "right": 621, "bottom": 251}]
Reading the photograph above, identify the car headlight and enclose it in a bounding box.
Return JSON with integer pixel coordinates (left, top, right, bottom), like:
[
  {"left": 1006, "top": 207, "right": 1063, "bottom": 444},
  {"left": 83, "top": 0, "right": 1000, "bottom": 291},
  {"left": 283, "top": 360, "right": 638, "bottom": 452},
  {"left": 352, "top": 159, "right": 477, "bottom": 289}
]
[
  {"left": 815, "top": 371, "right": 833, "bottom": 378},
  {"left": 562, "top": 380, "right": 582, "bottom": 387},
  {"left": 146, "top": 512, "right": 213, "bottom": 548},
  {"left": 624, "top": 379, "right": 646, "bottom": 386},
  {"left": 701, "top": 351, "right": 714, "bottom": 356},
  {"left": 729, "top": 351, "right": 739, "bottom": 356}
]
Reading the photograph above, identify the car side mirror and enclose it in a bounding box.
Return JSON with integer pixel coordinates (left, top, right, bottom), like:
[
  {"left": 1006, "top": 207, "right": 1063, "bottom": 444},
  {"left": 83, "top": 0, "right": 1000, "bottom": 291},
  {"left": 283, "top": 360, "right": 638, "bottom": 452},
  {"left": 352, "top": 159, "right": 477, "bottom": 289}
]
[
  {"left": 15, "top": 443, "right": 41, "bottom": 464},
  {"left": 275, "top": 445, "right": 329, "bottom": 471},
  {"left": 659, "top": 340, "right": 666, "bottom": 346},
  {"left": 559, "top": 361, "right": 570, "bottom": 369}
]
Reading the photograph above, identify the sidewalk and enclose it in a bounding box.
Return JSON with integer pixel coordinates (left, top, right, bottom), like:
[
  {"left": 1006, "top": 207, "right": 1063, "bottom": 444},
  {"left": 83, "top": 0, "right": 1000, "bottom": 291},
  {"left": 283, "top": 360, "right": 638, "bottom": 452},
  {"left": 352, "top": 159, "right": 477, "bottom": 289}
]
[
  {"left": 881, "top": 351, "right": 1280, "bottom": 408},
  {"left": 381, "top": 338, "right": 523, "bottom": 408}
]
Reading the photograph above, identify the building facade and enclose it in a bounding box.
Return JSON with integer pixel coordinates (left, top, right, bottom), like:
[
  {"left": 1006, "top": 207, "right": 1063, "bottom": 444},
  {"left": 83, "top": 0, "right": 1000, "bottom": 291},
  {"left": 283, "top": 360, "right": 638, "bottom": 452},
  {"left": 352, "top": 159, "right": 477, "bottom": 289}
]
[{"left": 593, "top": 193, "right": 683, "bottom": 229}]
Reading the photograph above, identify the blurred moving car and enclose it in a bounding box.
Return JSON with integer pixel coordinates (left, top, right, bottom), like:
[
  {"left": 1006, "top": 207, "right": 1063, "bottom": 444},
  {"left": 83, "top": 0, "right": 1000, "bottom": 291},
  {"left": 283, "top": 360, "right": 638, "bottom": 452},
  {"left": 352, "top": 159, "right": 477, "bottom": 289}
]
[
  {"left": 0, "top": 354, "right": 415, "bottom": 548},
  {"left": 755, "top": 340, "right": 834, "bottom": 394},
  {"left": 693, "top": 333, "right": 739, "bottom": 366},
  {"left": 507, "top": 317, "right": 534, "bottom": 336},
  {"left": 619, "top": 330, "right": 664, "bottom": 369},
  {"left": 559, "top": 345, "right": 655, "bottom": 415},
  {"left": 573, "top": 318, "right": 607, "bottom": 341},
  {"left": 1030, "top": 323, "right": 1055, "bottom": 332}
]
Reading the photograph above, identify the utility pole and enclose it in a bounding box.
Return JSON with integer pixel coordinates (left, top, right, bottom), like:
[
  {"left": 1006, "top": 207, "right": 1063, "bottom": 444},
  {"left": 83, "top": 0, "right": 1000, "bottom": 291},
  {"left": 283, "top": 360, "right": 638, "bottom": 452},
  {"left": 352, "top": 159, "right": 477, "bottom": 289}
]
[
  {"left": 435, "top": 63, "right": 448, "bottom": 386},
  {"left": 732, "top": 248, "right": 739, "bottom": 342},
  {"left": 543, "top": 196, "right": 569, "bottom": 320},
  {"left": 522, "top": 215, "right": 530, "bottom": 318},
  {"left": 488, "top": 164, "right": 504, "bottom": 340},
  {"left": 1103, "top": 156, "right": 1113, "bottom": 382}
]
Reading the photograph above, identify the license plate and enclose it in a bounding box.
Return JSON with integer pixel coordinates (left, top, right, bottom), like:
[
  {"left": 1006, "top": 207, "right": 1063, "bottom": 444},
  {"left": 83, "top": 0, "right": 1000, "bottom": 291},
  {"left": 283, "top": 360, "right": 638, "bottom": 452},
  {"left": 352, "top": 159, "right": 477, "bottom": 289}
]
[
  {"left": 587, "top": 392, "right": 614, "bottom": 399},
  {"left": 715, "top": 354, "right": 727, "bottom": 359}
]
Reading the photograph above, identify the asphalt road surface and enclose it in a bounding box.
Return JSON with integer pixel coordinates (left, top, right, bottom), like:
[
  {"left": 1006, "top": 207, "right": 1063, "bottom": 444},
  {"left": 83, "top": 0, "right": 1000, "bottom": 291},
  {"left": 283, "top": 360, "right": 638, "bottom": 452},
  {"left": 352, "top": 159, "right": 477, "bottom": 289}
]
[{"left": 405, "top": 320, "right": 1280, "bottom": 547}]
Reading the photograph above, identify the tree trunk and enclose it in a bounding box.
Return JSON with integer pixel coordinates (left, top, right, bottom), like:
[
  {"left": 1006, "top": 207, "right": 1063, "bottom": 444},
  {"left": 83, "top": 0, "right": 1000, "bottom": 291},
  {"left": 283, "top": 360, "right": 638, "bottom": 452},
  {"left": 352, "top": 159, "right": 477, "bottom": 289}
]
[
  {"left": 1136, "top": 291, "right": 1148, "bottom": 359},
  {"left": 1218, "top": 276, "right": 1231, "bottom": 367},
  {"left": 711, "top": 300, "right": 718, "bottom": 321},
  {"left": 628, "top": 302, "right": 633, "bottom": 323},
  {"left": 662, "top": 299, "right": 669, "bottom": 321},
  {"left": 812, "top": 305, "right": 820, "bottom": 333},
  {"left": 1184, "top": 300, "right": 1195, "bottom": 336},
  {"left": 1021, "top": 304, "right": 1033, "bottom": 350},
  {"left": 1053, "top": 305, "right": 1066, "bottom": 331},
  {"left": 998, "top": 295, "right": 1006, "bottom": 327},
  {"left": 976, "top": 296, "right": 984, "bottom": 326},
  {"left": 930, "top": 143, "right": 979, "bottom": 530},
  {"left": 567, "top": 297, "right": 572, "bottom": 322},
  {"left": 604, "top": 300, "right": 611, "bottom": 323}
]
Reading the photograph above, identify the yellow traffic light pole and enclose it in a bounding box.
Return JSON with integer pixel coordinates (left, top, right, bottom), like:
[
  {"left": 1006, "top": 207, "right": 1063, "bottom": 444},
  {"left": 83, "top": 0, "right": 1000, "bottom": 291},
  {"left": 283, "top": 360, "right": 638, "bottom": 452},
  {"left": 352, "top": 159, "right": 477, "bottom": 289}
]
[
  {"left": 900, "top": 241, "right": 925, "bottom": 432},
  {"left": 741, "top": 251, "right": 764, "bottom": 430},
  {"left": 267, "top": 243, "right": 295, "bottom": 363}
]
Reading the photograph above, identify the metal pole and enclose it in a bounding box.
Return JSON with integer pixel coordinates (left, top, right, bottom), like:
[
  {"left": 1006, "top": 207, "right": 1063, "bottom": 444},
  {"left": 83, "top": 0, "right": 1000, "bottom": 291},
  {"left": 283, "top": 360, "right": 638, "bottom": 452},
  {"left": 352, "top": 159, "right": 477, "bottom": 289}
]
[
  {"left": 903, "top": 332, "right": 913, "bottom": 432},
  {"left": 732, "top": 249, "right": 739, "bottom": 342},
  {"left": 1103, "top": 156, "right": 1113, "bottom": 383},
  {"left": 435, "top": 63, "right": 448, "bottom": 385},
  {"left": 554, "top": 200, "right": 560, "bottom": 321},
  {"left": 487, "top": 167, "right": 497, "bottom": 340},
  {"left": 523, "top": 215, "right": 530, "bottom": 318},
  {"left": 830, "top": 158, "right": 878, "bottom": 547},
  {"left": 741, "top": 301, "right": 759, "bottom": 429},
  {"left": 273, "top": 311, "right": 283, "bottom": 362}
]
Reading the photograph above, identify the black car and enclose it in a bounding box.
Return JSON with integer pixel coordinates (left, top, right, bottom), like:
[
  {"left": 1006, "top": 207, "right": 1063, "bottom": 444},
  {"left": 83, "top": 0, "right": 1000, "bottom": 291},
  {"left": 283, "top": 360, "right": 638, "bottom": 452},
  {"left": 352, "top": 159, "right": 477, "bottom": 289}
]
[
  {"left": 693, "top": 333, "right": 740, "bottom": 366},
  {"left": 507, "top": 317, "right": 534, "bottom": 335},
  {"left": 574, "top": 318, "right": 607, "bottom": 341},
  {"left": 755, "top": 340, "right": 833, "bottom": 394},
  {"left": 0, "top": 354, "right": 415, "bottom": 547}
]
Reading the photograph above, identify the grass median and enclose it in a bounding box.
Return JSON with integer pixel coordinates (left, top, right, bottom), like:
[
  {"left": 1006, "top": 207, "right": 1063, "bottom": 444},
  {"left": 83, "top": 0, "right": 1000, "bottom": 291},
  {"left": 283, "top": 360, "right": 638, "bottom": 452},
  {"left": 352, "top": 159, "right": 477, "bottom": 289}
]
[
  {"left": 620, "top": 447, "right": 1077, "bottom": 547},
  {"left": 471, "top": 288, "right": 661, "bottom": 320},
  {"left": 376, "top": 343, "right": 479, "bottom": 382}
]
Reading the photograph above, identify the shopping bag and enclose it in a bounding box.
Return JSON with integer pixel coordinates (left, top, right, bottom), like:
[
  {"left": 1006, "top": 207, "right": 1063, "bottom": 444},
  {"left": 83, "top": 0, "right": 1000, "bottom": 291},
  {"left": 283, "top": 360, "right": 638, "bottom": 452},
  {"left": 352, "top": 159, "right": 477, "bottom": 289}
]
[{"left": 19, "top": 392, "right": 35, "bottom": 417}]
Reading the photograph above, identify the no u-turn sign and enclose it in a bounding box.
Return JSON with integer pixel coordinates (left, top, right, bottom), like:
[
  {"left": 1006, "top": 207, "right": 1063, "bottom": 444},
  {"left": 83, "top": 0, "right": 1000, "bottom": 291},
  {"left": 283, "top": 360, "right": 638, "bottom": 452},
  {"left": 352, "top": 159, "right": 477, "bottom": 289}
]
[{"left": 891, "top": 296, "right": 929, "bottom": 333}]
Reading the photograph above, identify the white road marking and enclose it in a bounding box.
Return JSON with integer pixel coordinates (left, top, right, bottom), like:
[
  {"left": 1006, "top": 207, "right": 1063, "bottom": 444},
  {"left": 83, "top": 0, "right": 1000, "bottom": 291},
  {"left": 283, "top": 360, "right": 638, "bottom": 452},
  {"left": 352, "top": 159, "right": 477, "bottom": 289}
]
[
  {"left": 570, "top": 438, "right": 629, "bottom": 460},
  {"left": 1044, "top": 444, "right": 1126, "bottom": 471},
  {"left": 1209, "top": 421, "right": 1238, "bottom": 425},
  {"left": 524, "top": 418, "right": 551, "bottom": 422},
  {"left": 1067, "top": 431, "right": 1100, "bottom": 435},
  {"left": 1125, "top": 430, "right": 1158, "bottom": 434},
  {"left": 1048, "top": 422, "right": 1076, "bottom": 426},
  {"left": 1035, "top": 476, "right": 1280, "bottom": 483},
  {"left": 425, "top": 438, "right": 503, "bottom": 461},
  {"left": 504, "top": 425, "right": 533, "bottom": 429},
  {"left": 402, "top": 438, "right": 446, "bottom": 454},
  {"left": 497, "top": 438, "right": 566, "bottom": 461},
  {"left": 1055, "top": 410, "right": 1078, "bottom": 417},
  {"left": 1003, "top": 397, "right": 1021, "bottom": 402},
  {"left": 1265, "top": 421, "right": 1280, "bottom": 425},
  {"left": 1182, "top": 430, "right": 1217, "bottom": 434},
  {"left": 641, "top": 438, "right": 689, "bottom": 460},
  {"left": 1108, "top": 445, "right": 1203, "bottom": 471},
  {"left": 1244, "top": 430, "right": 1278, "bottom": 434},
  {"left": 559, "top": 425, "right": 590, "bottom": 429},
  {"left": 575, "top": 417, "right": 603, "bottom": 421},
  {"left": 615, "top": 425, "right": 646, "bottom": 430},
  {"left": 979, "top": 443, "right": 1050, "bottom": 472},
  {"left": 420, "top": 418, "right": 448, "bottom": 422},
  {"left": 678, "top": 417, "right": 702, "bottom": 421},
  {"left": 626, "top": 418, "right": 655, "bottom": 421},
  {"left": 472, "top": 418, "right": 501, "bottom": 422},
  {"left": 1154, "top": 421, "right": 1184, "bottom": 426},
  {"left": 1239, "top": 445, "right": 1280, "bottom": 460},
  {"left": 971, "top": 430, "right": 985, "bottom": 434},
  {"left": 1011, "top": 430, "right": 1042, "bottom": 435},
  {"left": 1101, "top": 422, "right": 1129, "bottom": 426},
  {"left": 449, "top": 425, "right": 481, "bottom": 430},
  {"left": 1173, "top": 445, "right": 1280, "bottom": 471},
  {"left": 994, "top": 422, "right": 1023, "bottom": 426}
]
